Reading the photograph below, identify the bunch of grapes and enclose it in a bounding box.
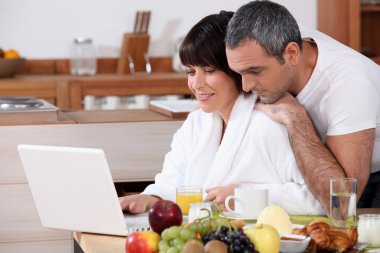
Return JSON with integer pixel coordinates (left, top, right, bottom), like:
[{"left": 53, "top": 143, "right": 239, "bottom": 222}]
[
  {"left": 202, "top": 226, "right": 258, "bottom": 253},
  {"left": 158, "top": 225, "right": 197, "bottom": 253}
]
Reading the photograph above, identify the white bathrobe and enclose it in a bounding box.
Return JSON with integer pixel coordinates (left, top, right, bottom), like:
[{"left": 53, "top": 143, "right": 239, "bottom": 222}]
[{"left": 143, "top": 94, "right": 325, "bottom": 215}]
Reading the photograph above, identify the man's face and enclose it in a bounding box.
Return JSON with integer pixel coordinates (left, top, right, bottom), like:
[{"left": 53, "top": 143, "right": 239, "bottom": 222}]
[{"left": 226, "top": 40, "right": 296, "bottom": 104}]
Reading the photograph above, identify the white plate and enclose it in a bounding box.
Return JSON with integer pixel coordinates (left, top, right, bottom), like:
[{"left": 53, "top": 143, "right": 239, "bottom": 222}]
[
  {"left": 220, "top": 211, "right": 257, "bottom": 220},
  {"left": 149, "top": 99, "right": 198, "bottom": 113},
  {"left": 243, "top": 223, "right": 305, "bottom": 230}
]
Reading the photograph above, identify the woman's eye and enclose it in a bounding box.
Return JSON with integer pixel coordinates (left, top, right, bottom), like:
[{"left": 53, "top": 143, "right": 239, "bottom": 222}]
[
  {"left": 205, "top": 69, "right": 215, "bottom": 74},
  {"left": 185, "top": 69, "right": 195, "bottom": 75}
]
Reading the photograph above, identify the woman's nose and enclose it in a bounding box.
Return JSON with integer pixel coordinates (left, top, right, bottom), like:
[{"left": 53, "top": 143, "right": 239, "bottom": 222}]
[{"left": 190, "top": 74, "right": 205, "bottom": 90}]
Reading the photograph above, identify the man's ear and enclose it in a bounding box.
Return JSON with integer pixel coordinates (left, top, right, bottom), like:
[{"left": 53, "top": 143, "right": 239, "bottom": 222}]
[{"left": 283, "top": 42, "right": 300, "bottom": 66}]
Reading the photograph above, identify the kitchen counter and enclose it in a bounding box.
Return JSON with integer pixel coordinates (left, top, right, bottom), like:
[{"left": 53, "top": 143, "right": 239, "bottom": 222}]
[
  {"left": 0, "top": 108, "right": 184, "bottom": 252},
  {"left": 0, "top": 73, "right": 190, "bottom": 110}
]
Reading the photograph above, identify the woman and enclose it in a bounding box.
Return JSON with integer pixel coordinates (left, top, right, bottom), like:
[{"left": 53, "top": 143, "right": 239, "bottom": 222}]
[{"left": 120, "top": 11, "right": 324, "bottom": 215}]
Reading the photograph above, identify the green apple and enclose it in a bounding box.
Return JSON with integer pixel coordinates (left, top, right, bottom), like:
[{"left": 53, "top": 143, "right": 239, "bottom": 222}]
[{"left": 244, "top": 223, "right": 280, "bottom": 253}]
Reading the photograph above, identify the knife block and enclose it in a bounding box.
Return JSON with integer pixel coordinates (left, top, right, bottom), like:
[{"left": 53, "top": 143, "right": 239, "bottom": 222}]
[{"left": 117, "top": 33, "right": 150, "bottom": 74}]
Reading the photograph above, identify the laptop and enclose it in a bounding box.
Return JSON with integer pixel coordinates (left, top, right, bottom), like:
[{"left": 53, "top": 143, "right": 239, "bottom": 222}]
[{"left": 17, "top": 144, "right": 151, "bottom": 236}]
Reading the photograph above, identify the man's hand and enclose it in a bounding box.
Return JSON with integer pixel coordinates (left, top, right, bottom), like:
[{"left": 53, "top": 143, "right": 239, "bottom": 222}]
[
  {"left": 255, "top": 92, "right": 306, "bottom": 126},
  {"left": 119, "top": 194, "right": 160, "bottom": 214},
  {"left": 205, "top": 184, "right": 237, "bottom": 210}
]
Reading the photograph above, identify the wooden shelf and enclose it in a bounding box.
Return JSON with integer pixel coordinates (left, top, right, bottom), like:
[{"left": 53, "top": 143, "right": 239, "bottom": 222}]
[
  {"left": 318, "top": 0, "right": 380, "bottom": 64},
  {"left": 361, "top": 5, "right": 380, "bottom": 12},
  {"left": 371, "top": 56, "right": 380, "bottom": 64}
]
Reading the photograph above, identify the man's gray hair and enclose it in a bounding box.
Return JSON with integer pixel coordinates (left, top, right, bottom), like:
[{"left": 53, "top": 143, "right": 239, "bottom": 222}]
[{"left": 226, "top": 0, "right": 302, "bottom": 64}]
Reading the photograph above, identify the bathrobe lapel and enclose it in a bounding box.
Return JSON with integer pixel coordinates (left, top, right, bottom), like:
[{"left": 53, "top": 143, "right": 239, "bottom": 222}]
[{"left": 185, "top": 94, "right": 257, "bottom": 188}]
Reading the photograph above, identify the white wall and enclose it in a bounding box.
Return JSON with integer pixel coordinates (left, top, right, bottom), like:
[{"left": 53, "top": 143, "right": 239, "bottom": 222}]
[{"left": 0, "top": 0, "right": 316, "bottom": 59}]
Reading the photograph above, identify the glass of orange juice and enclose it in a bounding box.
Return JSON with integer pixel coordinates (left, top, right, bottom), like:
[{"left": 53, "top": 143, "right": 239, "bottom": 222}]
[{"left": 176, "top": 186, "right": 203, "bottom": 215}]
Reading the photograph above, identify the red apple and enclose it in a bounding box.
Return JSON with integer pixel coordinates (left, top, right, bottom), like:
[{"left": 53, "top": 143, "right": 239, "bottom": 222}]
[
  {"left": 148, "top": 200, "right": 183, "bottom": 234},
  {"left": 125, "top": 231, "right": 160, "bottom": 253}
]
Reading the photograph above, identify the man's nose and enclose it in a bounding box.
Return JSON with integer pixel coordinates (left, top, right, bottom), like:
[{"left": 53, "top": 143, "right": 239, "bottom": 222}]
[{"left": 242, "top": 76, "right": 257, "bottom": 92}]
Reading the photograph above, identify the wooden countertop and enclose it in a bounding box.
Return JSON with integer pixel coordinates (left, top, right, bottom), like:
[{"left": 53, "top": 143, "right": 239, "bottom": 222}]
[
  {"left": 74, "top": 208, "right": 380, "bottom": 253},
  {"left": 0, "top": 108, "right": 187, "bottom": 126},
  {"left": 1, "top": 73, "right": 187, "bottom": 82}
]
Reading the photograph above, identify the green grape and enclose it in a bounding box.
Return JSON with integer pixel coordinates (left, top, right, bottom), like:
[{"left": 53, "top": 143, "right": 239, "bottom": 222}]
[
  {"left": 167, "top": 226, "right": 182, "bottom": 239},
  {"left": 159, "top": 240, "right": 170, "bottom": 252},
  {"left": 167, "top": 246, "right": 179, "bottom": 253},
  {"left": 175, "top": 244, "right": 183, "bottom": 252},
  {"left": 161, "top": 228, "right": 171, "bottom": 241},
  {"left": 187, "top": 223, "right": 198, "bottom": 233},
  {"left": 201, "top": 220, "right": 212, "bottom": 234},
  {"left": 180, "top": 228, "right": 196, "bottom": 241},
  {"left": 172, "top": 238, "right": 185, "bottom": 246}
]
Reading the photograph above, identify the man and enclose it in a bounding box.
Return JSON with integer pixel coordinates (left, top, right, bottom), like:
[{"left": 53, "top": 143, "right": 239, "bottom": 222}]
[{"left": 225, "top": 0, "right": 380, "bottom": 211}]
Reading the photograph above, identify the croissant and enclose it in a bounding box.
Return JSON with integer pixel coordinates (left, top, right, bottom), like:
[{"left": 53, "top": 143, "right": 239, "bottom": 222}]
[
  {"left": 327, "top": 229, "right": 351, "bottom": 253},
  {"left": 306, "top": 219, "right": 331, "bottom": 234},
  {"left": 293, "top": 219, "right": 359, "bottom": 253},
  {"left": 345, "top": 226, "right": 358, "bottom": 248}
]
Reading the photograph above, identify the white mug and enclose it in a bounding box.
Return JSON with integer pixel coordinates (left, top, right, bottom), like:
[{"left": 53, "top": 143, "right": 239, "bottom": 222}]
[{"left": 224, "top": 186, "right": 268, "bottom": 219}]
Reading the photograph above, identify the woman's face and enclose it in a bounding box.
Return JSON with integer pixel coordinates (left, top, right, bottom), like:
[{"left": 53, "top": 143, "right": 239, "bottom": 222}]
[{"left": 186, "top": 66, "right": 240, "bottom": 121}]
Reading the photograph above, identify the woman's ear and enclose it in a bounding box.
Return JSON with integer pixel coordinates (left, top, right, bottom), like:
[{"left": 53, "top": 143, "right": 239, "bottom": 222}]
[{"left": 283, "top": 42, "right": 300, "bottom": 66}]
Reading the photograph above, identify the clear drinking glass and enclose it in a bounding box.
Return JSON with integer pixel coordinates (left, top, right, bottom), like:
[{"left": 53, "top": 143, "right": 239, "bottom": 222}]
[
  {"left": 330, "top": 177, "right": 357, "bottom": 229},
  {"left": 188, "top": 202, "right": 212, "bottom": 223},
  {"left": 175, "top": 186, "right": 202, "bottom": 215}
]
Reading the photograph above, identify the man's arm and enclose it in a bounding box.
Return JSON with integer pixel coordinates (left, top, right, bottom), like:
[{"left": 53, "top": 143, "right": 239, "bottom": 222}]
[{"left": 256, "top": 93, "right": 374, "bottom": 212}]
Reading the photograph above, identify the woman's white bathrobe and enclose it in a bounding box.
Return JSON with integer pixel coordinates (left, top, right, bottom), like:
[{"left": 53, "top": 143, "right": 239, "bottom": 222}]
[{"left": 143, "top": 94, "right": 325, "bottom": 215}]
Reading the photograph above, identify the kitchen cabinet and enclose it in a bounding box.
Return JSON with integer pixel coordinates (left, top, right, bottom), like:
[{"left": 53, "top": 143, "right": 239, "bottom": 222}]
[
  {"left": 0, "top": 111, "right": 183, "bottom": 253},
  {"left": 318, "top": 0, "right": 380, "bottom": 64},
  {"left": 0, "top": 73, "right": 189, "bottom": 110}
]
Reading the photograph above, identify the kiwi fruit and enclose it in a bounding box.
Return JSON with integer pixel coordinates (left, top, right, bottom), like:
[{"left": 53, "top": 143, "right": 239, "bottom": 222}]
[
  {"left": 182, "top": 239, "right": 205, "bottom": 253},
  {"left": 204, "top": 240, "right": 228, "bottom": 253}
]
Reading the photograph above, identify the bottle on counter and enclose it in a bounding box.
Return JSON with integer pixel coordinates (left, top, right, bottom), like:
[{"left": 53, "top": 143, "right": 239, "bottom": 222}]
[{"left": 70, "top": 37, "right": 97, "bottom": 75}]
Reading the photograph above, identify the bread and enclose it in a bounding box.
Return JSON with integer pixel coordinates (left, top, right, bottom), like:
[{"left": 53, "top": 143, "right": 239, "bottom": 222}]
[{"left": 292, "top": 220, "right": 358, "bottom": 253}]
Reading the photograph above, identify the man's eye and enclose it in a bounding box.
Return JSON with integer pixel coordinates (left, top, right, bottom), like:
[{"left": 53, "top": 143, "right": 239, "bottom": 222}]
[
  {"left": 186, "top": 70, "right": 195, "bottom": 75},
  {"left": 250, "top": 70, "right": 261, "bottom": 75},
  {"left": 205, "top": 69, "right": 215, "bottom": 74}
]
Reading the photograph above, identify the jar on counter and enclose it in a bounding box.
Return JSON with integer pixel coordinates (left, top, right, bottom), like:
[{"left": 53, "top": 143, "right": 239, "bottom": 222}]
[{"left": 70, "top": 37, "right": 97, "bottom": 75}]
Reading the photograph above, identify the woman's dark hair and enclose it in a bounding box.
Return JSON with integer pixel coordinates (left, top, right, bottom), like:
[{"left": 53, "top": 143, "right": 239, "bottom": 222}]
[{"left": 179, "top": 11, "right": 244, "bottom": 93}]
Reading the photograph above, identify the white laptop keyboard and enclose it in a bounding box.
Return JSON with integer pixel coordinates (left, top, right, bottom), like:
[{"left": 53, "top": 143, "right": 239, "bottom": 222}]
[{"left": 124, "top": 213, "right": 151, "bottom": 233}]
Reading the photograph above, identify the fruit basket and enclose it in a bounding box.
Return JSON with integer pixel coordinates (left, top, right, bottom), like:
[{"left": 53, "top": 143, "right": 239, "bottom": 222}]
[{"left": 0, "top": 58, "right": 25, "bottom": 78}]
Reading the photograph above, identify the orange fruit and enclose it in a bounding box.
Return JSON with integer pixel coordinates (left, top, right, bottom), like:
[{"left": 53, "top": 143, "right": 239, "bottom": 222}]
[{"left": 4, "top": 49, "right": 20, "bottom": 59}]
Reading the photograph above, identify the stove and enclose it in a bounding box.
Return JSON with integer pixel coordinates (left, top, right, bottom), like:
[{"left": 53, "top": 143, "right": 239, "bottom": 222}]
[
  {"left": 0, "top": 97, "right": 59, "bottom": 124},
  {"left": 0, "top": 97, "right": 58, "bottom": 112}
]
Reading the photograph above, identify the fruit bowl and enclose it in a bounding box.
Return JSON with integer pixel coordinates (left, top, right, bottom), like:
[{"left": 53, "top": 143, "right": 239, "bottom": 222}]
[{"left": 0, "top": 58, "right": 25, "bottom": 78}]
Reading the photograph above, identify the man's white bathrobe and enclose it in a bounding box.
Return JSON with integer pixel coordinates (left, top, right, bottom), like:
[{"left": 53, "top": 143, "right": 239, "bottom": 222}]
[{"left": 143, "top": 94, "right": 325, "bottom": 215}]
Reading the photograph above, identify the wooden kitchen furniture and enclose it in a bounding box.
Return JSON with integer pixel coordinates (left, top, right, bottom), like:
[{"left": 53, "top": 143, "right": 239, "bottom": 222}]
[
  {"left": 0, "top": 77, "right": 70, "bottom": 108},
  {"left": 318, "top": 0, "right": 380, "bottom": 64},
  {"left": 0, "top": 110, "right": 183, "bottom": 253},
  {"left": 0, "top": 72, "right": 189, "bottom": 110},
  {"left": 68, "top": 73, "right": 190, "bottom": 110}
]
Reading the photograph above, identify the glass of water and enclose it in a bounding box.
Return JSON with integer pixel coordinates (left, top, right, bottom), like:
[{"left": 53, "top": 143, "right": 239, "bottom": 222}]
[{"left": 330, "top": 177, "right": 357, "bottom": 229}]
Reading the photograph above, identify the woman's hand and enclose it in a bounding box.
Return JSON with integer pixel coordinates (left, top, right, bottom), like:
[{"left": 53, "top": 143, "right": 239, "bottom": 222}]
[
  {"left": 205, "top": 184, "right": 237, "bottom": 210},
  {"left": 119, "top": 194, "right": 160, "bottom": 214}
]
